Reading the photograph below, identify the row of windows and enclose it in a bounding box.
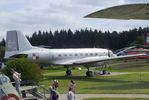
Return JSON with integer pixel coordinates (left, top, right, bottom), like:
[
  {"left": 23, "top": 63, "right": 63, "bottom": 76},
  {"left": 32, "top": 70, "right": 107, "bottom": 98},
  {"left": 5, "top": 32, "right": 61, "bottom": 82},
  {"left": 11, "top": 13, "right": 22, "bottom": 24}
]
[{"left": 57, "top": 53, "right": 104, "bottom": 57}]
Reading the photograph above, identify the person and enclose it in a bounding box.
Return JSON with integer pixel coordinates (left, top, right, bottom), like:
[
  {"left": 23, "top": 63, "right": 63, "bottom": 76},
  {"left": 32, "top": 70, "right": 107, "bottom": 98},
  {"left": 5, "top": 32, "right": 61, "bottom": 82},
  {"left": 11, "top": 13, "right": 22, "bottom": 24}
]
[
  {"left": 69, "top": 80, "right": 75, "bottom": 93},
  {"left": 11, "top": 69, "right": 22, "bottom": 97},
  {"left": 52, "top": 80, "right": 59, "bottom": 89},
  {"left": 67, "top": 88, "right": 75, "bottom": 100},
  {"left": 49, "top": 80, "right": 59, "bottom": 100}
]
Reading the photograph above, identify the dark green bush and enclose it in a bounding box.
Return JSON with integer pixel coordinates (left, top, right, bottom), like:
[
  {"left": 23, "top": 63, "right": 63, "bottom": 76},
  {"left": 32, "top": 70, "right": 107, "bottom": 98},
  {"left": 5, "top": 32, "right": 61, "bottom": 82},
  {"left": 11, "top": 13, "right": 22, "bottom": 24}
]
[
  {"left": 2, "top": 58, "right": 42, "bottom": 82},
  {"left": 0, "top": 46, "right": 5, "bottom": 60}
]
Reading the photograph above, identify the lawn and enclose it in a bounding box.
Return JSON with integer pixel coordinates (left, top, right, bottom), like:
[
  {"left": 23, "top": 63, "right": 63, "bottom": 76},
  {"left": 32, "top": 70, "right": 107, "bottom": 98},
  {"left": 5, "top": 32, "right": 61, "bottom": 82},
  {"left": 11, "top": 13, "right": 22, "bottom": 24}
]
[{"left": 40, "top": 60, "right": 149, "bottom": 94}]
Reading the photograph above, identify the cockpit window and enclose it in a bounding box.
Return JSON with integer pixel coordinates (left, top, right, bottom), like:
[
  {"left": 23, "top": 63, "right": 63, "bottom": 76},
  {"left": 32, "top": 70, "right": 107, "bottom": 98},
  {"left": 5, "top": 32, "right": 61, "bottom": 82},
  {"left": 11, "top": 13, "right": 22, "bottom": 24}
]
[{"left": 0, "top": 74, "right": 10, "bottom": 84}]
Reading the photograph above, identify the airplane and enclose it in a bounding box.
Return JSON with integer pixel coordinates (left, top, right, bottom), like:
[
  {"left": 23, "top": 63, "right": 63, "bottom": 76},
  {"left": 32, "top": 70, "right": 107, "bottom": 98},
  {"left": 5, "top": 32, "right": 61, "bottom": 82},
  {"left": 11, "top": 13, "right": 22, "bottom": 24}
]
[
  {"left": 114, "top": 33, "right": 149, "bottom": 59},
  {"left": 85, "top": 3, "right": 149, "bottom": 61},
  {"left": 4, "top": 30, "right": 145, "bottom": 77},
  {"left": 85, "top": 3, "right": 149, "bottom": 20},
  {"left": 115, "top": 46, "right": 149, "bottom": 59},
  {"left": 0, "top": 72, "right": 21, "bottom": 100}
]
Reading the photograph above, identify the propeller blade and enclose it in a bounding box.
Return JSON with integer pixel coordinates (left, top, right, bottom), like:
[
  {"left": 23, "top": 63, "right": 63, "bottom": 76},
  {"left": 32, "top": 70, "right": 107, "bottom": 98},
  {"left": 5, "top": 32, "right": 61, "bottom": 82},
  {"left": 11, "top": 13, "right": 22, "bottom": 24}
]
[{"left": 108, "top": 49, "right": 110, "bottom": 57}]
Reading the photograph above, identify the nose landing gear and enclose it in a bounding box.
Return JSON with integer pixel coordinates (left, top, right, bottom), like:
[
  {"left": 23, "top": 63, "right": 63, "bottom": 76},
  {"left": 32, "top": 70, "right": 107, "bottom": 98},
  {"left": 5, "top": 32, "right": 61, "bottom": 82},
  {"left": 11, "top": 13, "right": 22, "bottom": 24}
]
[
  {"left": 65, "top": 69, "right": 72, "bottom": 76},
  {"left": 86, "top": 68, "right": 93, "bottom": 77},
  {"left": 65, "top": 66, "right": 72, "bottom": 76}
]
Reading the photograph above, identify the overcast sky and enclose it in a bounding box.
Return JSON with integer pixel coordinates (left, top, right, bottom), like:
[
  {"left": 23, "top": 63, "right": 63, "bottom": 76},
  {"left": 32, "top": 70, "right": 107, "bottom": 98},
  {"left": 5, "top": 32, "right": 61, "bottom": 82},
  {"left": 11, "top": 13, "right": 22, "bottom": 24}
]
[{"left": 0, "top": 0, "right": 149, "bottom": 40}]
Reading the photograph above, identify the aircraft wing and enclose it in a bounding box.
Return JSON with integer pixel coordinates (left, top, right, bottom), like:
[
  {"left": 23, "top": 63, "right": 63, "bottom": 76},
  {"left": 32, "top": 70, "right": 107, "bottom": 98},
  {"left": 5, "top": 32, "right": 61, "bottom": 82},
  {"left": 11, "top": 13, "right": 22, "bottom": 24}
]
[
  {"left": 54, "top": 53, "right": 145, "bottom": 65},
  {"left": 73, "top": 53, "right": 145, "bottom": 64},
  {"left": 85, "top": 4, "right": 149, "bottom": 20}
]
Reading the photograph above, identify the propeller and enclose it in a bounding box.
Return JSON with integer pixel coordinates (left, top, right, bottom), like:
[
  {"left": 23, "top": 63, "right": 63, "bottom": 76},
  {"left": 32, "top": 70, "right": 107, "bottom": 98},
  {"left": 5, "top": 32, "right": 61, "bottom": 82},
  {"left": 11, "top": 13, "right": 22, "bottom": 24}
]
[
  {"left": 107, "top": 49, "right": 111, "bottom": 57},
  {"left": 108, "top": 49, "right": 110, "bottom": 57}
]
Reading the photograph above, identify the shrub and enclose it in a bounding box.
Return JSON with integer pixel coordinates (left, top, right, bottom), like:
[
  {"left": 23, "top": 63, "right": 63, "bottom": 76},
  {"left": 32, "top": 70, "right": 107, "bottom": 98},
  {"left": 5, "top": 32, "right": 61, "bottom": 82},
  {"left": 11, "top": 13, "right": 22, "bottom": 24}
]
[{"left": 2, "top": 58, "right": 42, "bottom": 82}]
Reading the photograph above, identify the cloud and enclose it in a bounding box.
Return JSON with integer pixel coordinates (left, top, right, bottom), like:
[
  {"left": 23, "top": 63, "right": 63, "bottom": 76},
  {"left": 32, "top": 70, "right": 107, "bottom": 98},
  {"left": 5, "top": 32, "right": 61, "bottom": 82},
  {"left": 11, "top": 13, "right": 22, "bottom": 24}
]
[
  {"left": 124, "top": 0, "right": 148, "bottom": 3},
  {"left": 0, "top": 0, "right": 148, "bottom": 40}
]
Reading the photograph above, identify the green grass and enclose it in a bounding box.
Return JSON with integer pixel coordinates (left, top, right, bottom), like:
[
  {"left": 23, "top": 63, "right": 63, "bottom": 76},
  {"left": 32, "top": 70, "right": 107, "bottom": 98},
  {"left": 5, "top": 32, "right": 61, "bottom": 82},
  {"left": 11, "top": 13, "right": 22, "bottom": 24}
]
[
  {"left": 84, "top": 98, "right": 149, "bottom": 100},
  {"left": 40, "top": 60, "right": 149, "bottom": 94},
  {"left": 110, "top": 60, "right": 149, "bottom": 72}
]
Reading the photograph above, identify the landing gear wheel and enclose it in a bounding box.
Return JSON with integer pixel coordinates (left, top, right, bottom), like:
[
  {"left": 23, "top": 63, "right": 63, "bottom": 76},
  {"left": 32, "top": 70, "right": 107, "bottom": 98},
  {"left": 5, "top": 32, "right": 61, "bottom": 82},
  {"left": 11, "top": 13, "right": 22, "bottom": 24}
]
[
  {"left": 86, "top": 71, "right": 93, "bottom": 77},
  {"left": 65, "top": 69, "right": 72, "bottom": 76}
]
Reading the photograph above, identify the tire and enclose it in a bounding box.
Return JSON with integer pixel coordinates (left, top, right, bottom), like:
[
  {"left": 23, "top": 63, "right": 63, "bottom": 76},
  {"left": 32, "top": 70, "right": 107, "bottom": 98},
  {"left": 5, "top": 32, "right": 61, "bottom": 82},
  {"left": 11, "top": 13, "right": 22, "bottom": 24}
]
[
  {"left": 86, "top": 71, "right": 93, "bottom": 77},
  {"left": 66, "top": 70, "right": 72, "bottom": 76}
]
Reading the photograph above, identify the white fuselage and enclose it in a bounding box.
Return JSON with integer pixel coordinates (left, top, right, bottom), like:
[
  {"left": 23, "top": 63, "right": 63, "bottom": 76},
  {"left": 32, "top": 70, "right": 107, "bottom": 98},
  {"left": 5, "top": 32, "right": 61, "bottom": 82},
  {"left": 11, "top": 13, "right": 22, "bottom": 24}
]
[{"left": 22, "top": 47, "right": 115, "bottom": 65}]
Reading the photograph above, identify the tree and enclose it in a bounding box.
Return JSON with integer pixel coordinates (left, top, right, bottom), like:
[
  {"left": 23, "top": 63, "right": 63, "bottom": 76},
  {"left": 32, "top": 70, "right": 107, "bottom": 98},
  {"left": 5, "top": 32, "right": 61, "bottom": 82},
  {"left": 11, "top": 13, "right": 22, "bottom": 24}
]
[
  {"left": 0, "top": 46, "right": 5, "bottom": 61},
  {"left": 2, "top": 59, "right": 42, "bottom": 82},
  {"left": 133, "top": 35, "right": 145, "bottom": 45},
  {"left": 28, "top": 27, "right": 149, "bottom": 50},
  {"left": 0, "top": 38, "right": 5, "bottom": 46},
  {"left": 30, "top": 32, "right": 39, "bottom": 46}
]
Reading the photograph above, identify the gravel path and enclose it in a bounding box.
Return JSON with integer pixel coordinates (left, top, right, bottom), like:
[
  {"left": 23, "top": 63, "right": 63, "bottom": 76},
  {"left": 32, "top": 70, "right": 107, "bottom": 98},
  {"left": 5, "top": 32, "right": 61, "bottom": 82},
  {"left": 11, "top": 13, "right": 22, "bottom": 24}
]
[
  {"left": 58, "top": 94, "right": 149, "bottom": 100},
  {"left": 24, "top": 93, "right": 149, "bottom": 100}
]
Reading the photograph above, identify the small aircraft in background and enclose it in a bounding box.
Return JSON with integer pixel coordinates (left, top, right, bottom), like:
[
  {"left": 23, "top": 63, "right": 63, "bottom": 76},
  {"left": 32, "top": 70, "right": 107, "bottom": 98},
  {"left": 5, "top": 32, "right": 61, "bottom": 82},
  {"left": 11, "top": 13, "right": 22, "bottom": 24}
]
[
  {"left": 115, "top": 33, "right": 149, "bottom": 59},
  {"left": 4, "top": 30, "right": 145, "bottom": 77},
  {"left": 115, "top": 46, "right": 149, "bottom": 59},
  {"left": 122, "top": 46, "right": 149, "bottom": 59}
]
